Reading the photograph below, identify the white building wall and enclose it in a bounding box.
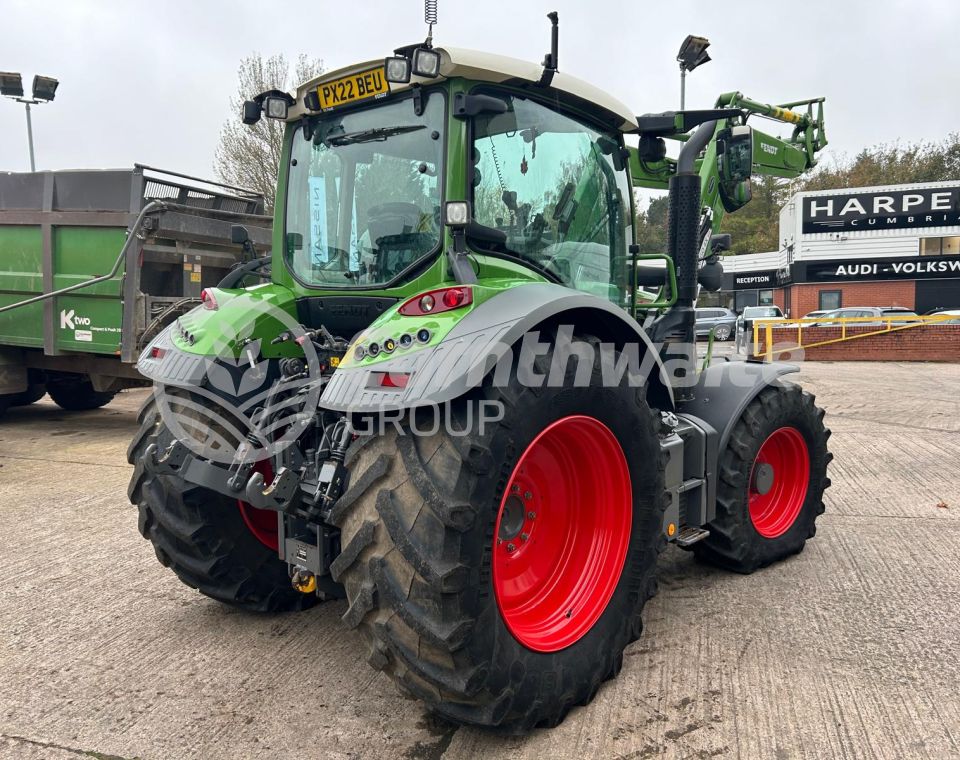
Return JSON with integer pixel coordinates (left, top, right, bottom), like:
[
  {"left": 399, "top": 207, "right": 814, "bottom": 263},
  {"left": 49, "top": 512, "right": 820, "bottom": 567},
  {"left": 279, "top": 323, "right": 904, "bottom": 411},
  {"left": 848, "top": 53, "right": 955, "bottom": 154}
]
[
  {"left": 720, "top": 250, "right": 787, "bottom": 272},
  {"left": 781, "top": 180, "right": 960, "bottom": 261}
]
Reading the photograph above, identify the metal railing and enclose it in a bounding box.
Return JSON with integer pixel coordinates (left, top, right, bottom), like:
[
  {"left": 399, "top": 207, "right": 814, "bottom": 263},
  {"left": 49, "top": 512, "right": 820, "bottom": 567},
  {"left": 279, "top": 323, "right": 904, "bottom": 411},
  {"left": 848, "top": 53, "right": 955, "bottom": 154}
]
[{"left": 751, "top": 314, "right": 959, "bottom": 361}]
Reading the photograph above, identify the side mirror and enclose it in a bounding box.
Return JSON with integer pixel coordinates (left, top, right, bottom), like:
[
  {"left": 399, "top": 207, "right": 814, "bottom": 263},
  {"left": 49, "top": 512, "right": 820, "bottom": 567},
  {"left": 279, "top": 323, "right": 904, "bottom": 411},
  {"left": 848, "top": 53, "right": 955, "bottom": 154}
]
[
  {"left": 710, "top": 233, "right": 732, "bottom": 253},
  {"left": 717, "top": 125, "right": 754, "bottom": 212},
  {"left": 231, "top": 225, "right": 250, "bottom": 245}
]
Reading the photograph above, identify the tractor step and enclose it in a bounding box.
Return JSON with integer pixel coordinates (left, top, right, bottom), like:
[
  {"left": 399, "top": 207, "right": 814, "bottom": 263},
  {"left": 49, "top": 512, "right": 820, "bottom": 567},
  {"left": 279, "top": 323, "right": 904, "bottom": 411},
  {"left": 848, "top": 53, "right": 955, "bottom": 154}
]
[{"left": 675, "top": 526, "right": 710, "bottom": 547}]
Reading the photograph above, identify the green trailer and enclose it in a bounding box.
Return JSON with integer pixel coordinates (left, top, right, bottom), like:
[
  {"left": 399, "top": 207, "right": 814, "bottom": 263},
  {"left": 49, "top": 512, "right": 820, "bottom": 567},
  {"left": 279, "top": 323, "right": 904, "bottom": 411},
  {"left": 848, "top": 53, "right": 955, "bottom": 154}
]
[{"left": 0, "top": 165, "right": 271, "bottom": 414}]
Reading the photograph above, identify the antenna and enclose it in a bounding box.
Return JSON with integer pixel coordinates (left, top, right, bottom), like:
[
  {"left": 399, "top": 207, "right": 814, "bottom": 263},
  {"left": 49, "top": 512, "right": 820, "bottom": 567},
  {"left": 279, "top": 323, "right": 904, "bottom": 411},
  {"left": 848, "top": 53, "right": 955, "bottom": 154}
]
[
  {"left": 537, "top": 12, "right": 559, "bottom": 87},
  {"left": 424, "top": 0, "right": 438, "bottom": 47}
]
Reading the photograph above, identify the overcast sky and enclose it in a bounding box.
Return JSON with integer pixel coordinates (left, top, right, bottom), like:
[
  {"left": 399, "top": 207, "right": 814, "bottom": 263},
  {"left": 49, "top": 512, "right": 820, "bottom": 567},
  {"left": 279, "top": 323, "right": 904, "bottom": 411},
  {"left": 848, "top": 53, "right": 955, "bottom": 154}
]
[{"left": 2, "top": 0, "right": 959, "bottom": 183}]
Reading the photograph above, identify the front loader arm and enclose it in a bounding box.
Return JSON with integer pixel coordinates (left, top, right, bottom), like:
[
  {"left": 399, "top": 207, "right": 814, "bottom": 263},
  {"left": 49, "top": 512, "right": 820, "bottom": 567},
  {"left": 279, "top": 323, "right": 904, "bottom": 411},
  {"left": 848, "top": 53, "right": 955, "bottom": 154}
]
[{"left": 629, "top": 93, "right": 827, "bottom": 232}]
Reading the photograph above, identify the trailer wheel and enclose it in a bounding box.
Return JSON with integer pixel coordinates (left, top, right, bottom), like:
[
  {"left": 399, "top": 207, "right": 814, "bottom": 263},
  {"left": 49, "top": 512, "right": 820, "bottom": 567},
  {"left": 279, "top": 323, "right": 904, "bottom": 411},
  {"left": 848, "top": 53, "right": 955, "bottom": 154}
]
[
  {"left": 0, "top": 383, "right": 46, "bottom": 416},
  {"left": 127, "top": 397, "right": 322, "bottom": 612},
  {"left": 47, "top": 377, "right": 116, "bottom": 411},
  {"left": 329, "top": 333, "right": 667, "bottom": 730},
  {"left": 693, "top": 383, "right": 831, "bottom": 573}
]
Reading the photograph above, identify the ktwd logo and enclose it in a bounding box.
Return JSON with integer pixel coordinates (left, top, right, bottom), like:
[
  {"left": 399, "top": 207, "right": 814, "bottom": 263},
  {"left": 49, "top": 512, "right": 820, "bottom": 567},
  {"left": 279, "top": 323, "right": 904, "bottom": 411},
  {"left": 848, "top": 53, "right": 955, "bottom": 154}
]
[
  {"left": 59, "top": 309, "right": 91, "bottom": 330},
  {"left": 802, "top": 187, "right": 960, "bottom": 233}
]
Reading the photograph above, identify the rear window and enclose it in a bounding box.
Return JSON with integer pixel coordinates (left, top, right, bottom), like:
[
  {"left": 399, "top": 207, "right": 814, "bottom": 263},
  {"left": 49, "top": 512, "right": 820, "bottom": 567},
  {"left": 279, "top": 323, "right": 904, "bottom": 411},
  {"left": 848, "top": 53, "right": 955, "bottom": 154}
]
[{"left": 881, "top": 309, "right": 916, "bottom": 316}]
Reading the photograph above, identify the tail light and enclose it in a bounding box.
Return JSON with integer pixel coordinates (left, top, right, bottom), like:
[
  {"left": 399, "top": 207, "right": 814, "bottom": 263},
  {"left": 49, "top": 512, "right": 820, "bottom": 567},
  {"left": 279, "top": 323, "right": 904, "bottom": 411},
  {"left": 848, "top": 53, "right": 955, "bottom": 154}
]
[
  {"left": 398, "top": 286, "right": 473, "bottom": 316},
  {"left": 373, "top": 372, "right": 411, "bottom": 389},
  {"left": 201, "top": 289, "right": 218, "bottom": 310}
]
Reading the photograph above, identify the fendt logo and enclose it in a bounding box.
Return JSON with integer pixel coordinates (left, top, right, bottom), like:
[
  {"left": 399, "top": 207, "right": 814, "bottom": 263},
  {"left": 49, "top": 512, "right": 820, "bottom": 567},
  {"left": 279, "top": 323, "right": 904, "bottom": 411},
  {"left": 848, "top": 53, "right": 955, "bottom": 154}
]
[{"left": 59, "top": 309, "right": 91, "bottom": 330}]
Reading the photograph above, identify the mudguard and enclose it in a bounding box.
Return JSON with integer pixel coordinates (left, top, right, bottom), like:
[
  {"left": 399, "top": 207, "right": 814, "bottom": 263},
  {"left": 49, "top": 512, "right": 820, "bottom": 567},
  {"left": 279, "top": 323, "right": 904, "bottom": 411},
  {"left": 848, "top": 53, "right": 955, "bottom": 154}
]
[
  {"left": 678, "top": 360, "right": 799, "bottom": 451},
  {"left": 677, "top": 360, "right": 799, "bottom": 525},
  {"left": 320, "top": 282, "right": 674, "bottom": 413}
]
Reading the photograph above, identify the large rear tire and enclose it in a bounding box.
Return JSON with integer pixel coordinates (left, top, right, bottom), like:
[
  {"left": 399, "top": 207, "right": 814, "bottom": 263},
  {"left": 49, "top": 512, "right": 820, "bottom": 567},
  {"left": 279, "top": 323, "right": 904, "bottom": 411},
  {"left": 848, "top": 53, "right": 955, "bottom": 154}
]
[
  {"left": 693, "top": 383, "right": 831, "bottom": 573},
  {"left": 329, "top": 333, "right": 667, "bottom": 730},
  {"left": 127, "top": 397, "right": 320, "bottom": 612}
]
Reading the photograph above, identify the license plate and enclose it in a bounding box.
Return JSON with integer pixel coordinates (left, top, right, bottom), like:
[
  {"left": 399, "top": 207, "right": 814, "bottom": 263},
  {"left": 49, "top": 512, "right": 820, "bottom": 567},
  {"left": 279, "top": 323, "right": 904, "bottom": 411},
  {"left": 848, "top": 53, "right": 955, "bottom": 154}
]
[{"left": 316, "top": 67, "right": 389, "bottom": 110}]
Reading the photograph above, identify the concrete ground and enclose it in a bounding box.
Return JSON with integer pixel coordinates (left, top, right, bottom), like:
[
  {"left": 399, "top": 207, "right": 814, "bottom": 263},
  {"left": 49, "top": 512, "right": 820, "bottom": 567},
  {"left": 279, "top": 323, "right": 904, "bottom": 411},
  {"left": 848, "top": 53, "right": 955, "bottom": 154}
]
[{"left": 1, "top": 361, "right": 958, "bottom": 760}]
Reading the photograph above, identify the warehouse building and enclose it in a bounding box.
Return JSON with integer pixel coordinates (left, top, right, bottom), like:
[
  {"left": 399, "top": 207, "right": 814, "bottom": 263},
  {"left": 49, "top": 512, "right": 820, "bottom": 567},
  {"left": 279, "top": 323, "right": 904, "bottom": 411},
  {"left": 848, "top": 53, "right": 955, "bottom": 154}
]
[{"left": 715, "top": 180, "right": 960, "bottom": 316}]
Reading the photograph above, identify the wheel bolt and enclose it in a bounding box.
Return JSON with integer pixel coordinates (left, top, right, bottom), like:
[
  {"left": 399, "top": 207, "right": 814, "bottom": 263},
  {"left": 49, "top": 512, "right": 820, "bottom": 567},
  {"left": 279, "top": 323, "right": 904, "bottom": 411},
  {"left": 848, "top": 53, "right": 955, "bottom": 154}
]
[
  {"left": 497, "top": 538, "right": 502, "bottom": 545},
  {"left": 527, "top": 511, "right": 536, "bottom": 520},
  {"left": 511, "top": 484, "right": 520, "bottom": 494},
  {"left": 524, "top": 491, "right": 533, "bottom": 500},
  {"left": 507, "top": 543, "right": 516, "bottom": 552},
  {"left": 520, "top": 532, "right": 529, "bottom": 542}
]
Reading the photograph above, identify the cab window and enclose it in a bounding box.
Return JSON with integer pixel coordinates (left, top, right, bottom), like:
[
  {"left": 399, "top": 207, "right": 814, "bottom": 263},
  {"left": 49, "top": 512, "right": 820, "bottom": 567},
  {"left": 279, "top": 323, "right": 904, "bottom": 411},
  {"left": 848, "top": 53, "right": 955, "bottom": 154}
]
[{"left": 471, "top": 92, "right": 633, "bottom": 304}]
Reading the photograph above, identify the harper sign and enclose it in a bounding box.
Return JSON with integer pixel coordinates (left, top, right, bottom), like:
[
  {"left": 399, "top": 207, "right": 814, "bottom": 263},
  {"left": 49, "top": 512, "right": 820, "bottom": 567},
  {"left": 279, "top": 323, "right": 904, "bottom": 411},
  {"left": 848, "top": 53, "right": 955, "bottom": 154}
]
[
  {"left": 798, "top": 255, "right": 960, "bottom": 283},
  {"left": 802, "top": 187, "right": 960, "bottom": 234}
]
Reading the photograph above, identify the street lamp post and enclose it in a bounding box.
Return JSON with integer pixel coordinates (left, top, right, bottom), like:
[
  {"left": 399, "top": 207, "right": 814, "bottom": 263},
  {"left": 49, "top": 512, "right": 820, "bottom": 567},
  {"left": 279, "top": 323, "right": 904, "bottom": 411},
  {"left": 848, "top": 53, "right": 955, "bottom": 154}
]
[
  {"left": 676, "top": 35, "right": 711, "bottom": 110},
  {"left": 1, "top": 72, "right": 59, "bottom": 172}
]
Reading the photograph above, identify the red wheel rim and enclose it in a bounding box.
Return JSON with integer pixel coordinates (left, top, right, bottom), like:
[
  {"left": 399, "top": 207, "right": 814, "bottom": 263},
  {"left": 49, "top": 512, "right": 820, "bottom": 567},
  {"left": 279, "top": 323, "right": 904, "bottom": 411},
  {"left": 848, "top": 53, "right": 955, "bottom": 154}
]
[
  {"left": 492, "top": 415, "right": 632, "bottom": 653},
  {"left": 748, "top": 426, "right": 810, "bottom": 539},
  {"left": 237, "top": 461, "right": 279, "bottom": 551}
]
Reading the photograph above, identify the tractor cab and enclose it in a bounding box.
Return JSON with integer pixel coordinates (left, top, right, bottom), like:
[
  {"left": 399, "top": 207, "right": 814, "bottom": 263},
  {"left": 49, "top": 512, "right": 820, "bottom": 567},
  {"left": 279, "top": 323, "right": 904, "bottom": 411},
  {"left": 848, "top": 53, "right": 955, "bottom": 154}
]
[{"left": 247, "top": 45, "right": 643, "bottom": 323}]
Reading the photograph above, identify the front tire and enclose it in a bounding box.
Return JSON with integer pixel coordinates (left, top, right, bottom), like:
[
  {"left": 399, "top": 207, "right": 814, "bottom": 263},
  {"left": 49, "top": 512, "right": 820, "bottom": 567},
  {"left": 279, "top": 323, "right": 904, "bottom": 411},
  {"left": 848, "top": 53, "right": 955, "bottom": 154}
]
[
  {"left": 693, "top": 383, "right": 831, "bottom": 573},
  {"left": 329, "top": 334, "right": 667, "bottom": 730},
  {"left": 127, "top": 398, "right": 318, "bottom": 612}
]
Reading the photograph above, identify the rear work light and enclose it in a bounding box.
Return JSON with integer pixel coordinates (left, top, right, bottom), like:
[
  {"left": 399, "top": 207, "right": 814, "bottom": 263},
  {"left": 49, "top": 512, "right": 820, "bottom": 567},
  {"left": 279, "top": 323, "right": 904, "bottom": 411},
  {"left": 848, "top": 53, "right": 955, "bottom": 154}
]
[
  {"left": 398, "top": 286, "right": 472, "bottom": 317},
  {"left": 263, "top": 95, "right": 288, "bottom": 120},
  {"left": 201, "top": 289, "right": 218, "bottom": 310},
  {"left": 384, "top": 56, "right": 411, "bottom": 83}
]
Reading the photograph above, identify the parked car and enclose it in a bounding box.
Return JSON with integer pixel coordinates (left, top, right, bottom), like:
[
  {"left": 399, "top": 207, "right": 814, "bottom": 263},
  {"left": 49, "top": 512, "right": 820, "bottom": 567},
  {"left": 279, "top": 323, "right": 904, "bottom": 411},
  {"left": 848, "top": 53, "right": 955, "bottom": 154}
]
[
  {"left": 812, "top": 306, "right": 918, "bottom": 326},
  {"left": 736, "top": 305, "right": 785, "bottom": 350},
  {"left": 694, "top": 307, "right": 737, "bottom": 340},
  {"left": 930, "top": 309, "right": 960, "bottom": 325}
]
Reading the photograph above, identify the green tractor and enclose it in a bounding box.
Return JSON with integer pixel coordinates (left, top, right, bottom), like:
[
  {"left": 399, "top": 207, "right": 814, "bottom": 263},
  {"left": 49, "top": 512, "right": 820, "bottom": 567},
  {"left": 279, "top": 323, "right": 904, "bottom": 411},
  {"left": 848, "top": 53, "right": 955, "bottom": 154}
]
[{"left": 129, "top": 13, "right": 831, "bottom": 730}]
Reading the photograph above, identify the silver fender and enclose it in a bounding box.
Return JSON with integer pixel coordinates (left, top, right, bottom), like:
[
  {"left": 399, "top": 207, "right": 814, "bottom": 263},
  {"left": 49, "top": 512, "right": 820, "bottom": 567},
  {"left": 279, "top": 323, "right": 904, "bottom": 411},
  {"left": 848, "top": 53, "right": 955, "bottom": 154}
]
[{"left": 320, "top": 283, "right": 674, "bottom": 414}]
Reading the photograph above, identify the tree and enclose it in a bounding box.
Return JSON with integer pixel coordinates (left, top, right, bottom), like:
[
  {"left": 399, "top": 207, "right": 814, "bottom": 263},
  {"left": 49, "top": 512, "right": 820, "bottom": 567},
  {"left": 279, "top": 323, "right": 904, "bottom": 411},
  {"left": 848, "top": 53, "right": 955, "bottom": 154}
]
[
  {"left": 719, "top": 174, "right": 790, "bottom": 254},
  {"left": 214, "top": 53, "right": 324, "bottom": 212},
  {"left": 634, "top": 194, "right": 669, "bottom": 254},
  {"left": 798, "top": 133, "right": 960, "bottom": 192}
]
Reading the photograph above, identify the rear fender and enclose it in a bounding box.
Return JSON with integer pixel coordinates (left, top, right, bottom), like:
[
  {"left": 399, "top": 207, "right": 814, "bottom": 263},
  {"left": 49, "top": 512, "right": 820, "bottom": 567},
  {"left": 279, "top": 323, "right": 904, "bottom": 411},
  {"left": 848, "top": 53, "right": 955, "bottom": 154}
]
[
  {"left": 678, "top": 360, "right": 800, "bottom": 523},
  {"left": 320, "top": 283, "right": 674, "bottom": 413}
]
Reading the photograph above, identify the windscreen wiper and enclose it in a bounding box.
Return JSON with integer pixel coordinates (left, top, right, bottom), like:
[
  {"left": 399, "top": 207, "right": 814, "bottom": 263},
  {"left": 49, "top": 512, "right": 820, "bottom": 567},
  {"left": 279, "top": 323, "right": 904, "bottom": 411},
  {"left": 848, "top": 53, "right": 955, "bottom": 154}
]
[{"left": 325, "top": 125, "right": 426, "bottom": 146}]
